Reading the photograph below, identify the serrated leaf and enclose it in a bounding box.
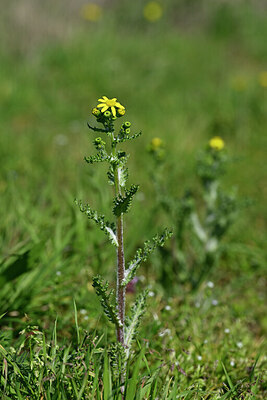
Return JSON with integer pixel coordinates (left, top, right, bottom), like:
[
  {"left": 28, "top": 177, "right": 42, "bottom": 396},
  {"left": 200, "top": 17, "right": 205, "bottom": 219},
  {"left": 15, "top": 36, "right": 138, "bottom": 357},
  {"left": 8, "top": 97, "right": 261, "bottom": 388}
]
[
  {"left": 112, "top": 184, "right": 139, "bottom": 217},
  {"left": 84, "top": 150, "right": 108, "bottom": 164},
  {"left": 125, "top": 291, "right": 147, "bottom": 359},
  {"left": 107, "top": 167, "right": 115, "bottom": 185},
  {"left": 118, "top": 165, "right": 128, "bottom": 187},
  {"left": 116, "top": 131, "right": 142, "bottom": 143},
  {"left": 105, "top": 226, "right": 118, "bottom": 247},
  {"left": 92, "top": 275, "right": 122, "bottom": 328},
  {"left": 122, "top": 229, "right": 173, "bottom": 287},
  {"left": 76, "top": 200, "right": 118, "bottom": 247}
]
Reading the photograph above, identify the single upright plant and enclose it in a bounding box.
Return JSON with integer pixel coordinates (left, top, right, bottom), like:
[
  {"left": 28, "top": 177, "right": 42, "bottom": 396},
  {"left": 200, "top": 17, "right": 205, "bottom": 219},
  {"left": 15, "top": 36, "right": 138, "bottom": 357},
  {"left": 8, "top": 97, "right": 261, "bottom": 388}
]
[{"left": 76, "top": 96, "right": 172, "bottom": 351}]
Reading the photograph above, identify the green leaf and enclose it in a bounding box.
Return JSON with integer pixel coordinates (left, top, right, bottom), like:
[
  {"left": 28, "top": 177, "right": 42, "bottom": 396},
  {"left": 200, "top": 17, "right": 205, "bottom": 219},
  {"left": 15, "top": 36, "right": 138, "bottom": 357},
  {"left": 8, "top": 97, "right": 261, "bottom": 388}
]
[
  {"left": 221, "top": 361, "right": 237, "bottom": 396},
  {"left": 84, "top": 150, "right": 108, "bottom": 164},
  {"left": 103, "top": 351, "right": 112, "bottom": 400},
  {"left": 122, "top": 228, "right": 173, "bottom": 287},
  {"left": 112, "top": 184, "right": 139, "bottom": 217},
  {"left": 116, "top": 131, "right": 142, "bottom": 143},
  {"left": 125, "top": 291, "right": 147, "bottom": 359},
  {"left": 117, "top": 165, "right": 128, "bottom": 188},
  {"left": 76, "top": 200, "right": 118, "bottom": 247},
  {"left": 125, "top": 348, "right": 145, "bottom": 400},
  {"left": 92, "top": 275, "right": 122, "bottom": 328},
  {"left": 87, "top": 122, "right": 108, "bottom": 133},
  {"left": 73, "top": 299, "right": 80, "bottom": 345}
]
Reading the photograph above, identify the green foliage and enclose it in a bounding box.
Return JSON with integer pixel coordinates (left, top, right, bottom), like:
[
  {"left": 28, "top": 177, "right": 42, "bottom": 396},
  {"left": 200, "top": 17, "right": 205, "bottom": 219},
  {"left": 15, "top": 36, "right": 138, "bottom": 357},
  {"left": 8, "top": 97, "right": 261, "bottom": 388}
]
[
  {"left": 125, "top": 291, "right": 148, "bottom": 358},
  {"left": 76, "top": 200, "right": 118, "bottom": 247},
  {"left": 84, "top": 150, "right": 108, "bottom": 164},
  {"left": 122, "top": 228, "right": 173, "bottom": 287},
  {"left": 112, "top": 184, "right": 139, "bottom": 216},
  {"left": 92, "top": 275, "right": 123, "bottom": 328},
  {"left": 149, "top": 140, "right": 248, "bottom": 290}
]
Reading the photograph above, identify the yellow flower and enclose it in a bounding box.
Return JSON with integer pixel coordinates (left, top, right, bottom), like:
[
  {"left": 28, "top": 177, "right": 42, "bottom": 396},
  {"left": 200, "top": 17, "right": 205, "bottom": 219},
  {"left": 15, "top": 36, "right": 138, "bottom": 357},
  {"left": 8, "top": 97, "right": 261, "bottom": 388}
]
[
  {"left": 97, "top": 96, "right": 125, "bottom": 117},
  {"left": 144, "top": 2, "right": 163, "bottom": 22},
  {"left": 231, "top": 76, "right": 248, "bottom": 91},
  {"left": 151, "top": 137, "right": 163, "bottom": 149},
  {"left": 259, "top": 71, "right": 267, "bottom": 88},
  {"left": 209, "top": 137, "right": 225, "bottom": 151},
  {"left": 80, "top": 3, "right": 102, "bottom": 22}
]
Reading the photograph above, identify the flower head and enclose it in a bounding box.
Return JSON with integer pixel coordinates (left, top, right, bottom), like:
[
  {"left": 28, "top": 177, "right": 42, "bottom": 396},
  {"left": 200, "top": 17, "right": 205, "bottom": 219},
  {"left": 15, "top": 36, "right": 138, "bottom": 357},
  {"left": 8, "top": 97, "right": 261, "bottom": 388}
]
[
  {"left": 151, "top": 137, "right": 163, "bottom": 150},
  {"left": 144, "top": 2, "right": 163, "bottom": 22},
  {"left": 148, "top": 137, "right": 165, "bottom": 161},
  {"left": 209, "top": 136, "right": 225, "bottom": 151},
  {"left": 97, "top": 96, "right": 125, "bottom": 117},
  {"left": 231, "top": 75, "right": 248, "bottom": 91},
  {"left": 80, "top": 3, "right": 102, "bottom": 22},
  {"left": 259, "top": 71, "right": 267, "bottom": 88}
]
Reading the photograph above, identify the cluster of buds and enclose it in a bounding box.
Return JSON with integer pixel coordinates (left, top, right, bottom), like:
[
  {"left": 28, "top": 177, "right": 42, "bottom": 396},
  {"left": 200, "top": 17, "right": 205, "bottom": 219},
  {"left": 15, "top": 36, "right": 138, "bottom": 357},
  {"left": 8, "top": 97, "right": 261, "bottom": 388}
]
[
  {"left": 117, "top": 121, "right": 132, "bottom": 141},
  {"left": 93, "top": 137, "right": 106, "bottom": 151}
]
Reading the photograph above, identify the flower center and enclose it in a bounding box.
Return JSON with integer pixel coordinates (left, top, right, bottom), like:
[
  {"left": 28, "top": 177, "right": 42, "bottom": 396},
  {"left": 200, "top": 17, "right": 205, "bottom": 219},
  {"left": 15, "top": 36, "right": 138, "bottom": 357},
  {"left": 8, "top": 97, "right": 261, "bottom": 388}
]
[{"left": 106, "top": 99, "right": 117, "bottom": 107}]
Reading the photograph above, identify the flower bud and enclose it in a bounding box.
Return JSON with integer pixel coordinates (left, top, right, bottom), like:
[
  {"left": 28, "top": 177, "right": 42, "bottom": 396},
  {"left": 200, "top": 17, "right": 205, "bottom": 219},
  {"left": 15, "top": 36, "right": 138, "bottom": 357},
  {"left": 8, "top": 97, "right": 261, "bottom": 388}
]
[
  {"left": 118, "top": 108, "right": 126, "bottom": 117},
  {"left": 104, "top": 111, "right": 111, "bottom": 118},
  {"left": 94, "top": 137, "right": 105, "bottom": 150},
  {"left": 123, "top": 121, "right": 131, "bottom": 128},
  {"left": 92, "top": 107, "right": 100, "bottom": 117}
]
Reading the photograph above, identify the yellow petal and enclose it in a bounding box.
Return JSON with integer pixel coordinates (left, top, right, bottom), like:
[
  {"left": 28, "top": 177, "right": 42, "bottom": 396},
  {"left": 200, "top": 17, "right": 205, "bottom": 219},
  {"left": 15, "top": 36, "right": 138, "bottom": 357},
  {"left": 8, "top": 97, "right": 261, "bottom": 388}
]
[
  {"left": 97, "top": 103, "right": 105, "bottom": 108},
  {"left": 98, "top": 99, "right": 106, "bottom": 103},
  {"left": 111, "top": 106, "right": 116, "bottom": 117},
  {"left": 111, "top": 98, "right": 117, "bottom": 101},
  {"left": 101, "top": 105, "right": 108, "bottom": 112},
  {"left": 115, "top": 102, "right": 124, "bottom": 109},
  {"left": 103, "top": 96, "right": 108, "bottom": 100}
]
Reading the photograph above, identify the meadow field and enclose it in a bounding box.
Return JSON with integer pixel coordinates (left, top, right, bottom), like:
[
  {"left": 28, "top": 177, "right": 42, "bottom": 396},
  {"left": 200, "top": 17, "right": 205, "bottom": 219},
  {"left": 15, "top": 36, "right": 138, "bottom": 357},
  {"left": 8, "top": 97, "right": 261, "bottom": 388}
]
[{"left": 0, "top": 1, "right": 266, "bottom": 398}]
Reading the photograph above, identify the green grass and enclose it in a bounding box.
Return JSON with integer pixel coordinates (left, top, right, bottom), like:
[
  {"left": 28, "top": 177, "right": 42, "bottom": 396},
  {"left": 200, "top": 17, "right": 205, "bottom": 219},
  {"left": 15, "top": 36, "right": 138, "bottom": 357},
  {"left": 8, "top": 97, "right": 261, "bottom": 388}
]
[{"left": 0, "top": 1, "right": 267, "bottom": 398}]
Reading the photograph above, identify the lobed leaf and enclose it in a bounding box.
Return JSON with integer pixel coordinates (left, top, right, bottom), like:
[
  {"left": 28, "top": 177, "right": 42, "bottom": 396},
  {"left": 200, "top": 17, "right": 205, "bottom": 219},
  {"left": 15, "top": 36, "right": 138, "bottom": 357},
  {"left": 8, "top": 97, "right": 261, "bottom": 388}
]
[
  {"left": 112, "top": 184, "right": 139, "bottom": 217},
  {"left": 122, "top": 229, "right": 173, "bottom": 287},
  {"left": 92, "top": 275, "right": 122, "bottom": 328},
  {"left": 75, "top": 200, "right": 118, "bottom": 246},
  {"left": 116, "top": 131, "right": 142, "bottom": 143},
  {"left": 84, "top": 150, "right": 108, "bottom": 164},
  {"left": 125, "top": 291, "right": 148, "bottom": 359}
]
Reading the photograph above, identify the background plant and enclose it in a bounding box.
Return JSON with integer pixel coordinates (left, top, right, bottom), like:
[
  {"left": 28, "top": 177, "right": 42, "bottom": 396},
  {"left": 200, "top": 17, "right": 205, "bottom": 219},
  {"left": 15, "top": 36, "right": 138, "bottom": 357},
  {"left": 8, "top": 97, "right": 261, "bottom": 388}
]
[{"left": 148, "top": 136, "right": 252, "bottom": 292}]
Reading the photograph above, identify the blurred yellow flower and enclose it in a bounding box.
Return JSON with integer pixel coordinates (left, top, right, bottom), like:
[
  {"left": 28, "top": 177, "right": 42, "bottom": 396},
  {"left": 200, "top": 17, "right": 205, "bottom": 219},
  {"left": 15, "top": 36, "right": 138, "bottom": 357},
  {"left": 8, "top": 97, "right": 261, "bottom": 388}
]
[
  {"left": 144, "top": 1, "right": 163, "bottom": 22},
  {"left": 209, "top": 137, "right": 225, "bottom": 151},
  {"left": 97, "top": 96, "right": 125, "bottom": 117},
  {"left": 259, "top": 71, "right": 267, "bottom": 88},
  {"left": 151, "top": 137, "right": 163, "bottom": 149},
  {"left": 231, "top": 76, "right": 248, "bottom": 91},
  {"left": 0, "top": 181, "right": 7, "bottom": 193},
  {"left": 80, "top": 3, "right": 102, "bottom": 22}
]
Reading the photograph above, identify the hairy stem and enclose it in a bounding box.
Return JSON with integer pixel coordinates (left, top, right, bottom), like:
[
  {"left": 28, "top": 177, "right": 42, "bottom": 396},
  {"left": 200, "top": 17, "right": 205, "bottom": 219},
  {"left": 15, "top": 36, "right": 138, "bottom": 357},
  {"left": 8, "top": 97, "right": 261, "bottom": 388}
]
[
  {"left": 112, "top": 134, "right": 125, "bottom": 344},
  {"left": 116, "top": 212, "right": 125, "bottom": 344}
]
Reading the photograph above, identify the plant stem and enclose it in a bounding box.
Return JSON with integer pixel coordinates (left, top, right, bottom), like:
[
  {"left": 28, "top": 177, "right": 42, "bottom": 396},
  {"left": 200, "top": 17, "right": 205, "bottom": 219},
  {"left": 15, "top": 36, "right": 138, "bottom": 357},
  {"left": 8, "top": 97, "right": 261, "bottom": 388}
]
[
  {"left": 112, "top": 133, "right": 125, "bottom": 344},
  {"left": 116, "top": 212, "right": 125, "bottom": 344}
]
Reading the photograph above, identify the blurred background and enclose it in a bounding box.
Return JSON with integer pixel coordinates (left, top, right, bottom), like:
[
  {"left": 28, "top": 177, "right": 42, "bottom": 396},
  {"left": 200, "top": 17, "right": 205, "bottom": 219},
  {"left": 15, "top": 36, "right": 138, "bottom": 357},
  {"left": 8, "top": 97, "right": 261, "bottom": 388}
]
[{"left": 0, "top": 0, "right": 266, "bottom": 335}]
